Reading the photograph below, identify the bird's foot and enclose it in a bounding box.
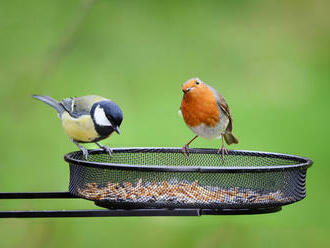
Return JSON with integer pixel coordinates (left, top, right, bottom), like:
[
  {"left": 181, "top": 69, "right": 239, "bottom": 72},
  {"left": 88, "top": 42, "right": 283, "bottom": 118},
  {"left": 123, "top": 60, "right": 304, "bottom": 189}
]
[
  {"left": 217, "top": 146, "right": 228, "bottom": 161},
  {"left": 102, "top": 145, "right": 113, "bottom": 157},
  {"left": 72, "top": 140, "right": 89, "bottom": 160},
  {"left": 95, "top": 142, "right": 113, "bottom": 157},
  {"left": 182, "top": 145, "right": 190, "bottom": 158},
  {"left": 80, "top": 146, "right": 89, "bottom": 160}
]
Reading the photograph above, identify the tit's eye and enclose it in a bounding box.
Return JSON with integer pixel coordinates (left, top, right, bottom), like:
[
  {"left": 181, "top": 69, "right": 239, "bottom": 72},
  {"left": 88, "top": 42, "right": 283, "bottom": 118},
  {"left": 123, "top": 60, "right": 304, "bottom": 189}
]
[{"left": 195, "top": 80, "right": 200, "bottom": 85}]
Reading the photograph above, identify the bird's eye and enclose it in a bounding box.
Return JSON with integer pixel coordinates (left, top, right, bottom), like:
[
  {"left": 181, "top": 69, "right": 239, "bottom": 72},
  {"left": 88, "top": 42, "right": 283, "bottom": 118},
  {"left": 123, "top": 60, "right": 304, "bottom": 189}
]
[{"left": 195, "top": 80, "right": 200, "bottom": 85}]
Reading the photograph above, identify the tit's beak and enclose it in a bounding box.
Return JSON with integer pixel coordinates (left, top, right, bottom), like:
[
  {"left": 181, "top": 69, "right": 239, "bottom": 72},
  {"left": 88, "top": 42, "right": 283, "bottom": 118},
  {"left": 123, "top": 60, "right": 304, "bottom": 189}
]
[
  {"left": 182, "top": 88, "right": 191, "bottom": 93},
  {"left": 114, "top": 126, "right": 120, "bottom": 135}
]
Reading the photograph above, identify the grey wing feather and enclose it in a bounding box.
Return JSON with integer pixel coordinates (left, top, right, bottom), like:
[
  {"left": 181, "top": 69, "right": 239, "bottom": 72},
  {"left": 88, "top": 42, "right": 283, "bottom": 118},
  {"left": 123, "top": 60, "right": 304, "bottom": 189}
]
[
  {"left": 61, "top": 98, "right": 74, "bottom": 113},
  {"left": 60, "top": 97, "right": 83, "bottom": 118},
  {"left": 61, "top": 95, "right": 106, "bottom": 118}
]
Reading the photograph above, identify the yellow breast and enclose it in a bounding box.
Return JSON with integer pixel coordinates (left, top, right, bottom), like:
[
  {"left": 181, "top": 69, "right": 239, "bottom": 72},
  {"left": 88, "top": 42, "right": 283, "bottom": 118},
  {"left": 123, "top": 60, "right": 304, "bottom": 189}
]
[{"left": 61, "top": 112, "right": 99, "bottom": 142}]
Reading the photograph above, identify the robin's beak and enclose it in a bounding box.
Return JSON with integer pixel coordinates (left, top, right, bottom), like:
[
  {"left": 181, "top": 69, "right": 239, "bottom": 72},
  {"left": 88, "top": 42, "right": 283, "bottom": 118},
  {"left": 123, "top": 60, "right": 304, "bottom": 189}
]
[
  {"left": 114, "top": 126, "right": 120, "bottom": 135},
  {"left": 182, "top": 88, "right": 191, "bottom": 93}
]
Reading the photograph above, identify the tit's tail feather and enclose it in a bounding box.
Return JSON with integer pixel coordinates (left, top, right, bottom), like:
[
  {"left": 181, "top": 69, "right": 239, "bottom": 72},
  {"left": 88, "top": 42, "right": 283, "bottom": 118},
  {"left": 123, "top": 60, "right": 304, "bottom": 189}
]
[
  {"left": 224, "top": 132, "right": 239, "bottom": 145},
  {"left": 33, "top": 95, "right": 65, "bottom": 116}
]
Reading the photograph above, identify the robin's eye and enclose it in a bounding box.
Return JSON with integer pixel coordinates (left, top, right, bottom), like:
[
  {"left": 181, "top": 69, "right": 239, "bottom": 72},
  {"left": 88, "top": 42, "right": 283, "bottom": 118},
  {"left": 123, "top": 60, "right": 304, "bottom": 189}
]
[{"left": 196, "top": 80, "right": 200, "bottom": 85}]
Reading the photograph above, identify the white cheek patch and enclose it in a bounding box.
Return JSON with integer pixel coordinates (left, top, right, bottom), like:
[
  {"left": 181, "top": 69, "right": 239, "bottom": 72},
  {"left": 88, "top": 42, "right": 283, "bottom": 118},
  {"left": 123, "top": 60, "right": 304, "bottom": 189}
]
[{"left": 94, "top": 105, "right": 112, "bottom": 126}]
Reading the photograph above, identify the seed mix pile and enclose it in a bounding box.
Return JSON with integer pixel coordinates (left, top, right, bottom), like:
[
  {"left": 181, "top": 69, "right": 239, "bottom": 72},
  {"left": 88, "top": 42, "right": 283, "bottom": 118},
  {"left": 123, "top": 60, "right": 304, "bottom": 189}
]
[{"left": 77, "top": 178, "right": 294, "bottom": 205}]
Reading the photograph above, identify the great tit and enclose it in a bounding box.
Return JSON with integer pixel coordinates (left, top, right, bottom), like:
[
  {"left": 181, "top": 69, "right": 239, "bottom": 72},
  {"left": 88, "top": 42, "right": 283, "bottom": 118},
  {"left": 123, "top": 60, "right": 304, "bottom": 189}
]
[{"left": 33, "top": 95, "right": 123, "bottom": 160}]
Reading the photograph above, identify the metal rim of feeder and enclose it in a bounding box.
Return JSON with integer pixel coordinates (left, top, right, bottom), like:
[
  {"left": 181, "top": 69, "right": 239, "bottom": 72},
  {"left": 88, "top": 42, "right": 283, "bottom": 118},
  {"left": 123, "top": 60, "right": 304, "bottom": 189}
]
[{"left": 64, "top": 147, "right": 313, "bottom": 172}]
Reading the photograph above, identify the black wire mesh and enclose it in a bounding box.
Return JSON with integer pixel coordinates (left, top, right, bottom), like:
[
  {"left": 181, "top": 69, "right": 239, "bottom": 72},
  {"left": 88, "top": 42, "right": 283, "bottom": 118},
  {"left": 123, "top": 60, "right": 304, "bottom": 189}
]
[{"left": 64, "top": 148, "right": 312, "bottom": 209}]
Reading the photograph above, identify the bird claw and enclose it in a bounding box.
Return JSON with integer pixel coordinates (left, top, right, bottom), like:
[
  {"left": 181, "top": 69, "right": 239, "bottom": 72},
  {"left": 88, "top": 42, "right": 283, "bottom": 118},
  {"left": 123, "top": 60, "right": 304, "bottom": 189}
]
[
  {"left": 102, "top": 145, "right": 113, "bottom": 157},
  {"left": 182, "top": 145, "right": 190, "bottom": 158},
  {"left": 80, "top": 147, "right": 89, "bottom": 160},
  {"left": 217, "top": 146, "right": 228, "bottom": 161},
  {"left": 95, "top": 142, "right": 113, "bottom": 157}
]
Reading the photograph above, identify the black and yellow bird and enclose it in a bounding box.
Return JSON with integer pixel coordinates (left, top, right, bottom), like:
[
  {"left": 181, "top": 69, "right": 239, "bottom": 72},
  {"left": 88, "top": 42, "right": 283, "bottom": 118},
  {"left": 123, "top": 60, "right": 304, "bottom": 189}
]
[{"left": 33, "top": 95, "right": 123, "bottom": 160}]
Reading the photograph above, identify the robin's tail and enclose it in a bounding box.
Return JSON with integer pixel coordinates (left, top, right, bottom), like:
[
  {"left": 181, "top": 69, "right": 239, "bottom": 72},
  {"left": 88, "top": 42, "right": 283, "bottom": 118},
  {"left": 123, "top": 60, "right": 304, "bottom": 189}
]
[
  {"left": 33, "top": 95, "right": 66, "bottom": 117},
  {"left": 224, "top": 132, "right": 239, "bottom": 145}
]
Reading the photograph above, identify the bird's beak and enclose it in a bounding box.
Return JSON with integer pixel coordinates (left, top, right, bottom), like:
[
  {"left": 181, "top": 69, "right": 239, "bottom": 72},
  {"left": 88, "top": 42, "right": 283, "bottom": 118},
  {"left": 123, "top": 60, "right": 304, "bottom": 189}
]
[
  {"left": 114, "top": 126, "right": 120, "bottom": 135},
  {"left": 182, "top": 88, "right": 191, "bottom": 93}
]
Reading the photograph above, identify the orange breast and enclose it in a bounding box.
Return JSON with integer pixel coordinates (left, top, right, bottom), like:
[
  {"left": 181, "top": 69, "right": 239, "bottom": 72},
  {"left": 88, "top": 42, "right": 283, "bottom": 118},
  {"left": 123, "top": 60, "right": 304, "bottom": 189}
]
[{"left": 181, "top": 87, "right": 220, "bottom": 127}]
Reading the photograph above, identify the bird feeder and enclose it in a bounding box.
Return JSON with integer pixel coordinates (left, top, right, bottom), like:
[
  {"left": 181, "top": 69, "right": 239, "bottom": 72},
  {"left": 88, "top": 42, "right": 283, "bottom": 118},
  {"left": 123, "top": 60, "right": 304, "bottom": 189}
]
[{"left": 0, "top": 148, "right": 312, "bottom": 218}]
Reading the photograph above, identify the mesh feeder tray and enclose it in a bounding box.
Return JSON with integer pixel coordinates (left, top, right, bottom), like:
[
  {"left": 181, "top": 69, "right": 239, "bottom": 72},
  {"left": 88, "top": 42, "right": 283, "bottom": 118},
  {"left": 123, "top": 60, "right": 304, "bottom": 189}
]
[{"left": 64, "top": 148, "right": 312, "bottom": 210}]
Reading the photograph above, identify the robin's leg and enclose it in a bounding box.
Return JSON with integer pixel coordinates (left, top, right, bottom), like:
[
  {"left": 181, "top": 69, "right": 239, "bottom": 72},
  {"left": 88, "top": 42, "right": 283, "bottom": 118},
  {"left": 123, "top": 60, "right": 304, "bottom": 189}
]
[
  {"left": 182, "top": 135, "right": 198, "bottom": 158},
  {"left": 95, "top": 142, "right": 113, "bottom": 157},
  {"left": 217, "top": 135, "right": 228, "bottom": 160},
  {"left": 72, "top": 140, "right": 89, "bottom": 160}
]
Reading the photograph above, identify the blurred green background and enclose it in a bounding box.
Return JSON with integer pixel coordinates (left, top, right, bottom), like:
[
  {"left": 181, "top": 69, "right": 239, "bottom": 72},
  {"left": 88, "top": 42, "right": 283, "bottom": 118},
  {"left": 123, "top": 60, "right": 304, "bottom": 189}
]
[{"left": 0, "top": 0, "right": 329, "bottom": 247}]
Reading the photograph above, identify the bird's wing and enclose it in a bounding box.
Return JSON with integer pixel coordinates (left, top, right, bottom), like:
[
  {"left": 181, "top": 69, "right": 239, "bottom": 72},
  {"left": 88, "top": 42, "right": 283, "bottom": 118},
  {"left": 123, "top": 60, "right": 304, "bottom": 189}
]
[
  {"left": 61, "top": 95, "right": 106, "bottom": 118},
  {"left": 60, "top": 98, "right": 77, "bottom": 117},
  {"left": 215, "top": 92, "right": 233, "bottom": 132},
  {"left": 60, "top": 98, "right": 72, "bottom": 111},
  {"left": 207, "top": 85, "right": 233, "bottom": 132},
  {"left": 60, "top": 97, "right": 89, "bottom": 118}
]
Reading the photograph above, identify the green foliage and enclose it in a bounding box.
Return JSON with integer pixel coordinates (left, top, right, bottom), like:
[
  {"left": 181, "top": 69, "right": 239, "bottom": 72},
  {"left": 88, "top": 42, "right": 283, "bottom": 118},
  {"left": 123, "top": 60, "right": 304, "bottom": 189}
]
[{"left": 0, "top": 0, "right": 329, "bottom": 247}]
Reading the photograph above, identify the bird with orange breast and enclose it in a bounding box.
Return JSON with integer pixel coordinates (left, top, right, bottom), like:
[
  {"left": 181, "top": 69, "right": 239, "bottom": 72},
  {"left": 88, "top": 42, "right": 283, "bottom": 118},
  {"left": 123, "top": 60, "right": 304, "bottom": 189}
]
[{"left": 180, "top": 77, "right": 239, "bottom": 158}]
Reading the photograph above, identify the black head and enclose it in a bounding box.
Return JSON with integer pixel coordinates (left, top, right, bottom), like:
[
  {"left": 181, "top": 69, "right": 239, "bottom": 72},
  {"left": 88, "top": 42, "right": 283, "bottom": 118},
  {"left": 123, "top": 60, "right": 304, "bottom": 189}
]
[{"left": 91, "top": 100, "right": 123, "bottom": 137}]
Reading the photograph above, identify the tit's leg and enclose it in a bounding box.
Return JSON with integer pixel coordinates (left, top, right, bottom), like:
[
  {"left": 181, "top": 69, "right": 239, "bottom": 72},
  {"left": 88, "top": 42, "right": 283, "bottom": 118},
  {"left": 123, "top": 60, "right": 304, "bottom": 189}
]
[
  {"left": 217, "top": 135, "right": 228, "bottom": 160},
  {"left": 95, "top": 142, "right": 113, "bottom": 157},
  {"left": 182, "top": 135, "right": 198, "bottom": 158},
  {"left": 72, "top": 140, "right": 89, "bottom": 160}
]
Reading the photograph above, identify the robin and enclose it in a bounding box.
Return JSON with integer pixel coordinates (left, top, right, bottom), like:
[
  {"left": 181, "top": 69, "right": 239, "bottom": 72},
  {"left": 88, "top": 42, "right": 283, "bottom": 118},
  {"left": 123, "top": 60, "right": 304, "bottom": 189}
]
[{"left": 179, "top": 78, "right": 239, "bottom": 158}]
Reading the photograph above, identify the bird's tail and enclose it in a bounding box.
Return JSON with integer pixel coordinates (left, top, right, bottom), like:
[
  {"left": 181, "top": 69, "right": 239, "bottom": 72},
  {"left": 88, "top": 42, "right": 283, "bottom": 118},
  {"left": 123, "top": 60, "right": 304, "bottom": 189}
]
[
  {"left": 224, "top": 132, "right": 239, "bottom": 145},
  {"left": 33, "top": 95, "right": 65, "bottom": 116}
]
